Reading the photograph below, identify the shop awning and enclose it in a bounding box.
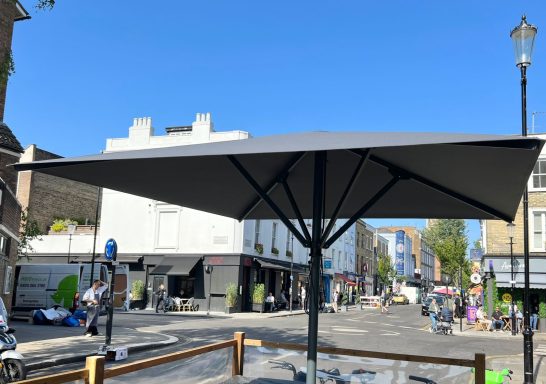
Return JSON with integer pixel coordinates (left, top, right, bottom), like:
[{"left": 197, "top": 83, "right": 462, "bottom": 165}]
[
  {"left": 335, "top": 273, "right": 356, "bottom": 286},
  {"left": 149, "top": 256, "right": 201, "bottom": 276},
  {"left": 256, "top": 259, "right": 290, "bottom": 271}
]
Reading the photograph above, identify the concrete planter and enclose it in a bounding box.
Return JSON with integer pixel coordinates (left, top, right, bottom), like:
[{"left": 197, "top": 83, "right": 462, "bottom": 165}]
[
  {"left": 225, "top": 306, "right": 237, "bottom": 314},
  {"left": 539, "top": 318, "right": 546, "bottom": 333},
  {"left": 252, "top": 303, "right": 264, "bottom": 313},
  {"left": 340, "top": 305, "right": 348, "bottom": 312}
]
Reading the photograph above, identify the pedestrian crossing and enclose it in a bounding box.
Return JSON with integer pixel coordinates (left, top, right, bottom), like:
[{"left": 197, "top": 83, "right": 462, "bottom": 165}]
[{"left": 536, "top": 344, "right": 546, "bottom": 356}]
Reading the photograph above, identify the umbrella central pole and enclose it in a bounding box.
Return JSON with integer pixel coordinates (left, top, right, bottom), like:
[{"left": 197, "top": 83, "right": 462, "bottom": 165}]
[{"left": 306, "top": 151, "right": 326, "bottom": 384}]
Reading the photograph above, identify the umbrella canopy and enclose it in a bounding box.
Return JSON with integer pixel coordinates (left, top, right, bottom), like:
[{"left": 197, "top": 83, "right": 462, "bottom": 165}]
[
  {"left": 14, "top": 130, "right": 544, "bottom": 382},
  {"left": 432, "top": 287, "right": 455, "bottom": 295}
]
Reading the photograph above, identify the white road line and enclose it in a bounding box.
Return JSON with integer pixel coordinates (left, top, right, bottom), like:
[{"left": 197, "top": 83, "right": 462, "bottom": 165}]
[{"left": 332, "top": 328, "right": 368, "bottom": 333}]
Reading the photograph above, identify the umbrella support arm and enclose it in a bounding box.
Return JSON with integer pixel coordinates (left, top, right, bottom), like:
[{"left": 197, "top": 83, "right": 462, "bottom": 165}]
[
  {"left": 321, "top": 149, "right": 370, "bottom": 246},
  {"left": 228, "top": 154, "right": 309, "bottom": 247},
  {"left": 279, "top": 178, "right": 312, "bottom": 244},
  {"left": 369, "top": 154, "right": 512, "bottom": 222}
]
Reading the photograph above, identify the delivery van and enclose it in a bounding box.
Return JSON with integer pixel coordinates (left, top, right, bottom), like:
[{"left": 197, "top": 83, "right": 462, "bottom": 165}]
[{"left": 11, "top": 263, "right": 109, "bottom": 318}]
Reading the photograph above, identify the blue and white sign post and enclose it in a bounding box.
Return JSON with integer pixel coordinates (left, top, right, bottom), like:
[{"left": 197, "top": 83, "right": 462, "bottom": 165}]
[{"left": 104, "top": 239, "right": 117, "bottom": 348}]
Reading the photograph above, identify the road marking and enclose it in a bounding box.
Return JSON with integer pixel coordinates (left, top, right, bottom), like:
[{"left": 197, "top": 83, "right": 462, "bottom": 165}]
[
  {"left": 347, "top": 318, "right": 359, "bottom": 322},
  {"left": 332, "top": 327, "right": 368, "bottom": 333},
  {"left": 379, "top": 330, "right": 400, "bottom": 336},
  {"left": 399, "top": 326, "right": 414, "bottom": 329},
  {"left": 536, "top": 344, "right": 546, "bottom": 356}
]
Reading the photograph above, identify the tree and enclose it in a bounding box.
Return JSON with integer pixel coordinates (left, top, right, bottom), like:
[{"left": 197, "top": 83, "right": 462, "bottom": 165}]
[
  {"left": 422, "top": 219, "right": 470, "bottom": 285},
  {"left": 376, "top": 252, "right": 395, "bottom": 291},
  {"left": 18, "top": 208, "right": 42, "bottom": 260}
]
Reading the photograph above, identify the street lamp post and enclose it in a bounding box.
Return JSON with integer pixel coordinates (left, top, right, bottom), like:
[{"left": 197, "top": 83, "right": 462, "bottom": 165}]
[
  {"left": 511, "top": 15, "right": 537, "bottom": 384},
  {"left": 66, "top": 223, "right": 76, "bottom": 264},
  {"left": 507, "top": 223, "right": 517, "bottom": 336},
  {"left": 205, "top": 264, "right": 213, "bottom": 315},
  {"left": 290, "top": 232, "right": 294, "bottom": 313}
]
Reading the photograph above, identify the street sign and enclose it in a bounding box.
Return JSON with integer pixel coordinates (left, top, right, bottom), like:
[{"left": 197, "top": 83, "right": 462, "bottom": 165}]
[{"left": 105, "top": 239, "right": 118, "bottom": 261}]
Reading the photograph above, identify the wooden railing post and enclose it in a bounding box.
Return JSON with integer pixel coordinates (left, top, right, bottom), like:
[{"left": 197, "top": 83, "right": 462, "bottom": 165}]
[
  {"left": 474, "top": 353, "right": 486, "bottom": 384},
  {"left": 233, "top": 332, "right": 246, "bottom": 376},
  {"left": 85, "top": 356, "right": 105, "bottom": 384}
]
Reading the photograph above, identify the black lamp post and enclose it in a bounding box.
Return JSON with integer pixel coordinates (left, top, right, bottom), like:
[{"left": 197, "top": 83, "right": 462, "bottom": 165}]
[
  {"left": 511, "top": 15, "right": 537, "bottom": 384},
  {"left": 441, "top": 273, "right": 451, "bottom": 297},
  {"left": 205, "top": 264, "right": 213, "bottom": 315},
  {"left": 507, "top": 222, "right": 517, "bottom": 336},
  {"left": 66, "top": 223, "right": 76, "bottom": 264}
]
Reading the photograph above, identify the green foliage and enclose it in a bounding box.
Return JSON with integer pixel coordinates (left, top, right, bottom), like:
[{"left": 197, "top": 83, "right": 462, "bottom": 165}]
[
  {"left": 225, "top": 282, "right": 238, "bottom": 307},
  {"left": 254, "top": 243, "right": 264, "bottom": 255},
  {"left": 271, "top": 247, "right": 279, "bottom": 255},
  {"left": 18, "top": 209, "right": 42, "bottom": 261},
  {"left": 36, "top": 0, "right": 55, "bottom": 10},
  {"left": 286, "top": 250, "right": 293, "bottom": 257},
  {"left": 377, "top": 252, "right": 395, "bottom": 286},
  {"left": 251, "top": 283, "right": 265, "bottom": 304},
  {"left": 539, "top": 302, "right": 546, "bottom": 318},
  {"left": 422, "top": 219, "right": 469, "bottom": 281},
  {"left": 0, "top": 49, "right": 15, "bottom": 84},
  {"left": 50, "top": 218, "right": 78, "bottom": 232},
  {"left": 131, "top": 280, "right": 144, "bottom": 300},
  {"left": 341, "top": 293, "right": 348, "bottom": 306}
]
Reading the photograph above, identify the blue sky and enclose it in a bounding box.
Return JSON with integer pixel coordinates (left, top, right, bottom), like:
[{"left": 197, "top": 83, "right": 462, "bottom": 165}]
[{"left": 7, "top": 1, "right": 546, "bottom": 248}]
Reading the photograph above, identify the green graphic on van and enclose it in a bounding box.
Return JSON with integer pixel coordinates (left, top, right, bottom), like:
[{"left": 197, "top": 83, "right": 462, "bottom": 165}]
[{"left": 50, "top": 275, "right": 78, "bottom": 306}]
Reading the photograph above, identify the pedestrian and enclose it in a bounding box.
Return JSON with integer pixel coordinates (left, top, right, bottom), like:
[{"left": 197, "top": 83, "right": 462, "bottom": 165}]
[
  {"left": 530, "top": 300, "right": 539, "bottom": 331},
  {"left": 454, "top": 294, "right": 461, "bottom": 318},
  {"left": 300, "top": 286, "right": 306, "bottom": 311},
  {"left": 428, "top": 298, "right": 439, "bottom": 332},
  {"left": 155, "top": 283, "right": 167, "bottom": 313},
  {"left": 266, "top": 292, "right": 275, "bottom": 312},
  {"left": 332, "top": 290, "right": 339, "bottom": 312},
  {"left": 380, "top": 290, "right": 390, "bottom": 314},
  {"left": 82, "top": 279, "right": 108, "bottom": 337},
  {"left": 491, "top": 306, "right": 504, "bottom": 331}
]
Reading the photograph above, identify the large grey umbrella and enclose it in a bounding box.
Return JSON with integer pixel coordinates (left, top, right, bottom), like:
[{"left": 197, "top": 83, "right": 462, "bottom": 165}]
[{"left": 15, "top": 131, "right": 543, "bottom": 383}]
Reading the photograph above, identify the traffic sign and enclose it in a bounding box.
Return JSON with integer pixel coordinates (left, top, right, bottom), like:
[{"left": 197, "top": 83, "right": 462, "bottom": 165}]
[{"left": 105, "top": 238, "right": 118, "bottom": 261}]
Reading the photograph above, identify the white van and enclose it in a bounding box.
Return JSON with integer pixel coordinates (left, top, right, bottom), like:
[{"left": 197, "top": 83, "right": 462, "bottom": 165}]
[{"left": 12, "top": 263, "right": 109, "bottom": 318}]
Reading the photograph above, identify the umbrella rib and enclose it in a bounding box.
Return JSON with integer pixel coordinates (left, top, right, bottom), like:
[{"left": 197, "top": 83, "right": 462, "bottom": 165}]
[
  {"left": 320, "top": 149, "right": 370, "bottom": 245},
  {"left": 279, "top": 178, "right": 311, "bottom": 244},
  {"left": 228, "top": 155, "right": 309, "bottom": 247},
  {"left": 368, "top": 155, "right": 512, "bottom": 222},
  {"left": 323, "top": 176, "right": 400, "bottom": 249},
  {"left": 235, "top": 152, "right": 307, "bottom": 221}
]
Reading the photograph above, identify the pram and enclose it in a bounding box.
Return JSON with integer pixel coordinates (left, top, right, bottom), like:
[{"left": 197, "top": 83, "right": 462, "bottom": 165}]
[{"left": 437, "top": 307, "right": 454, "bottom": 335}]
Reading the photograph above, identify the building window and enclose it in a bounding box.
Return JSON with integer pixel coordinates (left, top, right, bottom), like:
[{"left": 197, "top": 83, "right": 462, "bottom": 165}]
[
  {"left": 254, "top": 220, "right": 261, "bottom": 245},
  {"left": 0, "top": 235, "right": 7, "bottom": 256},
  {"left": 531, "top": 159, "right": 546, "bottom": 190},
  {"left": 3, "top": 266, "right": 12, "bottom": 294},
  {"left": 531, "top": 210, "right": 546, "bottom": 251}
]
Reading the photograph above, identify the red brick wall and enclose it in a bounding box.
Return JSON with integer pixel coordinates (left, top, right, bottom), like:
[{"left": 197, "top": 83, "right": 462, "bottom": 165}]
[{"left": 0, "top": 1, "right": 17, "bottom": 122}]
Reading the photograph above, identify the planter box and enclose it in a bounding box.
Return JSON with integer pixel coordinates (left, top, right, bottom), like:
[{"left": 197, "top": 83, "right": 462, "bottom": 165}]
[
  {"left": 225, "top": 306, "right": 237, "bottom": 314},
  {"left": 356, "top": 303, "right": 363, "bottom": 310},
  {"left": 539, "top": 318, "right": 546, "bottom": 333},
  {"left": 340, "top": 305, "right": 348, "bottom": 312},
  {"left": 252, "top": 303, "right": 264, "bottom": 313}
]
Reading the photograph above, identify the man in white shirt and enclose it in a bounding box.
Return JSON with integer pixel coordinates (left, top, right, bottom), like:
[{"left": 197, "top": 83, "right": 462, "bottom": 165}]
[{"left": 82, "top": 280, "right": 108, "bottom": 337}]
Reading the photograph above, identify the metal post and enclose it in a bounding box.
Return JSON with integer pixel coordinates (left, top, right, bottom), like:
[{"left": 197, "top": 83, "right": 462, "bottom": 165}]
[
  {"left": 90, "top": 187, "right": 101, "bottom": 288},
  {"left": 520, "top": 65, "right": 534, "bottom": 383},
  {"left": 510, "top": 235, "right": 517, "bottom": 336},
  {"left": 67, "top": 233, "right": 72, "bottom": 264},
  {"left": 306, "top": 151, "right": 326, "bottom": 384},
  {"left": 459, "top": 267, "right": 463, "bottom": 333},
  {"left": 290, "top": 233, "right": 294, "bottom": 313},
  {"left": 206, "top": 265, "right": 213, "bottom": 315},
  {"left": 105, "top": 265, "right": 116, "bottom": 346}
]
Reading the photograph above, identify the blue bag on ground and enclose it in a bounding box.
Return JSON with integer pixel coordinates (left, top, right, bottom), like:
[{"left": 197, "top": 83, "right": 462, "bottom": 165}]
[
  {"left": 62, "top": 316, "right": 80, "bottom": 327},
  {"left": 32, "top": 310, "right": 49, "bottom": 325},
  {"left": 73, "top": 309, "right": 87, "bottom": 320}
]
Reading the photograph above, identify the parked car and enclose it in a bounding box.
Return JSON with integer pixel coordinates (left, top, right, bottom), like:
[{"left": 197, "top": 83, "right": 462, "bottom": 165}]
[
  {"left": 391, "top": 293, "right": 409, "bottom": 305},
  {"left": 421, "top": 295, "right": 445, "bottom": 316}
]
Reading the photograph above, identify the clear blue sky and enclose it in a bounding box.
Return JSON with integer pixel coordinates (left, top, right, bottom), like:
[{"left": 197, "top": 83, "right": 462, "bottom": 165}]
[{"left": 7, "top": 1, "right": 546, "bottom": 248}]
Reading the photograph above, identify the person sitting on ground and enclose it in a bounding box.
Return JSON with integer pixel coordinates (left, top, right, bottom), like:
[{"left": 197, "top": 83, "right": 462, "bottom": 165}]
[
  {"left": 476, "top": 305, "right": 492, "bottom": 330},
  {"left": 491, "top": 306, "right": 504, "bottom": 331},
  {"left": 265, "top": 292, "right": 275, "bottom": 312}
]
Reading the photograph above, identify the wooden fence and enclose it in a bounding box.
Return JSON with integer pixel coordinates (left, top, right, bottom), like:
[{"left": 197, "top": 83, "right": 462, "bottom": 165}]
[{"left": 17, "top": 332, "right": 485, "bottom": 384}]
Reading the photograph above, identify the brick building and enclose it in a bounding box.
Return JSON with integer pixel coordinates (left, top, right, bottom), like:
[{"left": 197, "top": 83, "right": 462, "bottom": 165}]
[
  {"left": 0, "top": 1, "right": 28, "bottom": 311},
  {"left": 17, "top": 145, "right": 100, "bottom": 234},
  {"left": 482, "top": 133, "right": 546, "bottom": 322}
]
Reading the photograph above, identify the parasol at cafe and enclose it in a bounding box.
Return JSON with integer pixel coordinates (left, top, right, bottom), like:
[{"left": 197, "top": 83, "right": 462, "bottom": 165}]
[{"left": 14, "top": 130, "right": 543, "bottom": 383}]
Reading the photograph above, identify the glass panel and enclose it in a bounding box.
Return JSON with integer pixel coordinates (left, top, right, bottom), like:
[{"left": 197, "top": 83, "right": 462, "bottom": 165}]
[
  {"left": 534, "top": 162, "right": 540, "bottom": 173},
  {"left": 540, "top": 175, "right": 546, "bottom": 188},
  {"left": 534, "top": 176, "right": 540, "bottom": 188},
  {"left": 533, "top": 232, "right": 542, "bottom": 249},
  {"left": 539, "top": 160, "right": 546, "bottom": 173},
  {"left": 243, "top": 345, "right": 472, "bottom": 383},
  {"left": 533, "top": 213, "right": 542, "bottom": 231}
]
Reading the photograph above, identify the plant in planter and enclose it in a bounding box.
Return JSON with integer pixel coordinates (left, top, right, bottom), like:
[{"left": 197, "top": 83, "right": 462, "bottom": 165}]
[
  {"left": 355, "top": 288, "right": 362, "bottom": 310},
  {"left": 341, "top": 293, "right": 349, "bottom": 312},
  {"left": 131, "top": 280, "right": 145, "bottom": 309},
  {"left": 254, "top": 243, "right": 264, "bottom": 255},
  {"left": 225, "top": 282, "right": 238, "bottom": 314},
  {"left": 251, "top": 283, "right": 265, "bottom": 312},
  {"left": 271, "top": 247, "right": 279, "bottom": 255},
  {"left": 539, "top": 301, "right": 546, "bottom": 332},
  {"left": 286, "top": 250, "right": 293, "bottom": 257}
]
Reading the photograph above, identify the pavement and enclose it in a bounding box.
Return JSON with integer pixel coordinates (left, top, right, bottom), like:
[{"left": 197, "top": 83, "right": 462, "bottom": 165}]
[{"left": 10, "top": 306, "right": 546, "bottom": 382}]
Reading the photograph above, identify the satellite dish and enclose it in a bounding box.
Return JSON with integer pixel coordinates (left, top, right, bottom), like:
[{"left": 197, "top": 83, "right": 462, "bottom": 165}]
[{"left": 470, "top": 273, "right": 481, "bottom": 284}]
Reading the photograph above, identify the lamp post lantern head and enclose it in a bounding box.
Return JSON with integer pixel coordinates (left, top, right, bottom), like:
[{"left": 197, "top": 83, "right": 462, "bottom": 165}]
[
  {"left": 511, "top": 15, "right": 538, "bottom": 68},
  {"left": 507, "top": 222, "right": 516, "bottom": 238},
  {"left": 205, "top": 264, "right": 213, "bottom": 274}
]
